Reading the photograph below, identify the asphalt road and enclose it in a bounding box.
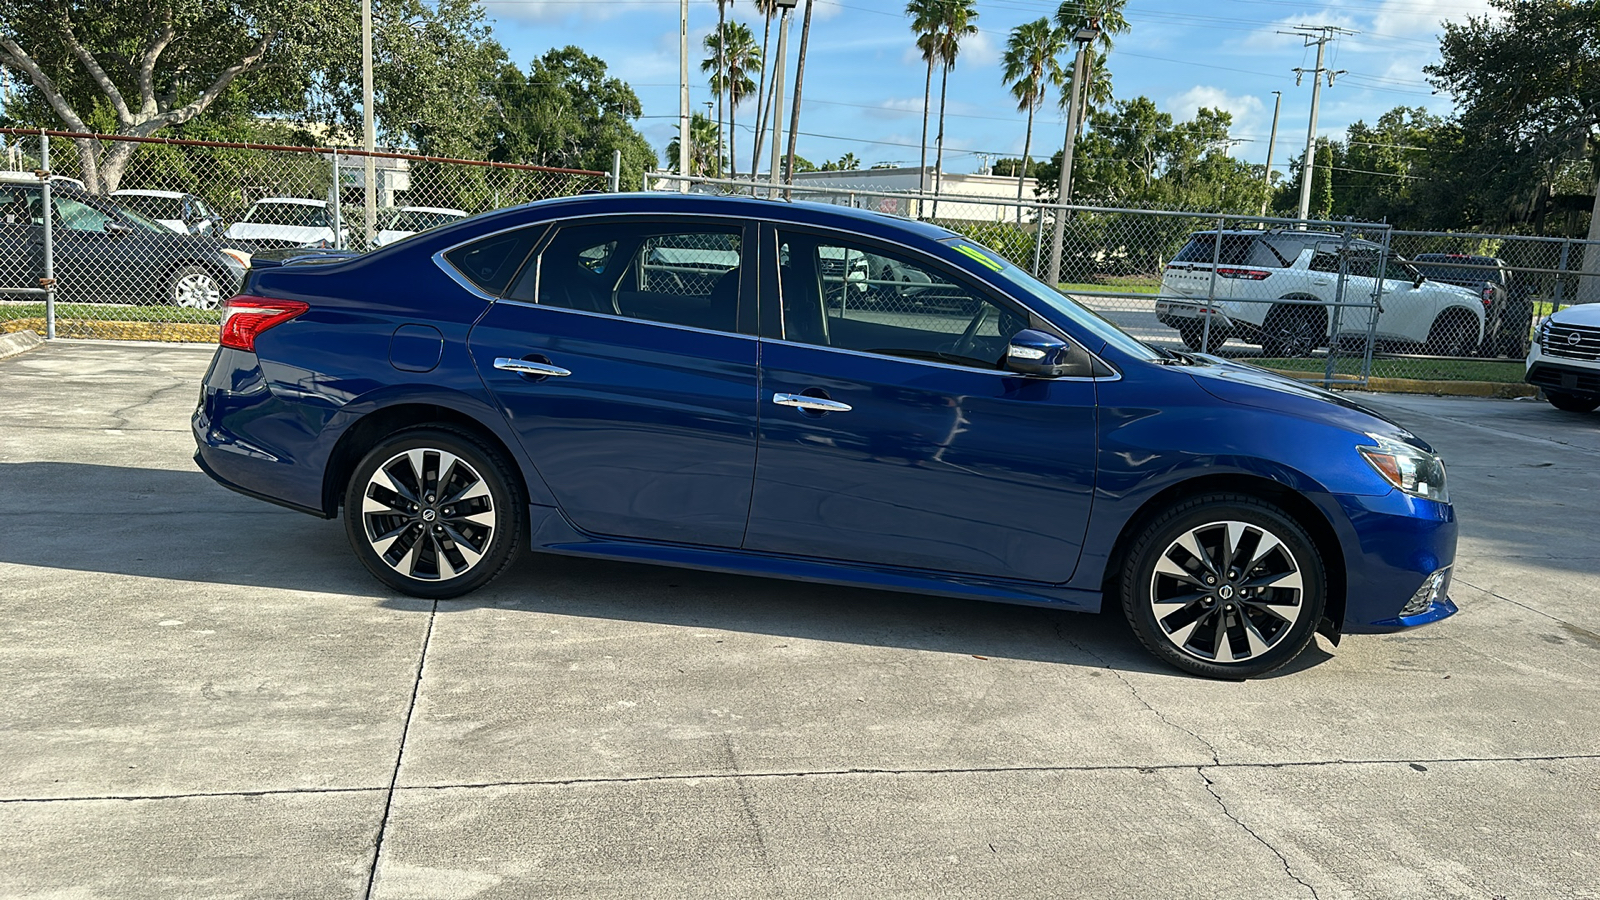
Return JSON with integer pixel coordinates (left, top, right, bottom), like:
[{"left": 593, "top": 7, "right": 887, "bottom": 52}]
[{"left": 2, "top": 341, "right": 1597, "bottom": 899}]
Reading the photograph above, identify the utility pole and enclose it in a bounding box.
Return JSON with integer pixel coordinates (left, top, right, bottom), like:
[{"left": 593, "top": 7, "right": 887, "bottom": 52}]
[
  {"left": 1047, "top": 21, "right": 1099, "bottom": 288},
  {"left": 768, "top": 3, "right": 794, "bottom": 191},
  {"left": 1261, "top": 90, "right": 1281, "bottom": 216},
  {"left": 678, "top": 0, "right": 690, "bottom": 191},
  {"left": 1282, "top": 25, "right": 1353, "bottom": 223},
  {"left": 361, "top": 0, "right": 376, "bottom": 248}
]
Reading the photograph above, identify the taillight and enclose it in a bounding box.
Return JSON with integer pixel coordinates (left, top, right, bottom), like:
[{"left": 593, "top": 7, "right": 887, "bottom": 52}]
[
  {"left": 1216, "top": 267, "right": 1272, "bottom": 280},
  {"left": 220, "top": 296, "right": 309, "bottom": 351},
  {"left": 1481, "top": 285, "right": 1494, "bottom": 307}
]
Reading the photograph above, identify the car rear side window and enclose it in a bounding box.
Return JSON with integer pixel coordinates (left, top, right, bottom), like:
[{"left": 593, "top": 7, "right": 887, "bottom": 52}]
[
  {"left": 443, "top": 227, "right": 541, "bottom": 296},
  {"left": 514, "top": 222, "right": 743, "bottom": 333},
  {"left": 1171, "top": 233, "right": 1258, "bottom": 266}
]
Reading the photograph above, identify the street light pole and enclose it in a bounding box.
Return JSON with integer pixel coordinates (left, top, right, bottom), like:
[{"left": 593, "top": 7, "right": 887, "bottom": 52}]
[
  {"left": 768, "top": 4, "right": 793, "bottom": 191},
  {"left": 1047, "top": 22, "right": 1098, "bottom": 289},
  {"left": 362, "top": 0, "right": 376, "bottom": 245},
  {"left": 1261, "top": 90, "right": 1281, "bottom": 216},
  {"left": 678, "top": 0, "right": 690, "bottom": 191}
]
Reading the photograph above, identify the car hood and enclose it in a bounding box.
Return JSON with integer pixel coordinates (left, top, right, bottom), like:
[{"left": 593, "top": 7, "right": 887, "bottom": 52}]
[
  {"left": 1182, "top": 355, "right": 1435, "bottom": 453},
  {"left": 1547, "top": 303, "right": 1600, "bottom": 328}
]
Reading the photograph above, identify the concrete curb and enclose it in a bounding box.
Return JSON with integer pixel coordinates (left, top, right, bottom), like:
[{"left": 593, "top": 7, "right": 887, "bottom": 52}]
[
  {"left": 1262, "top": 368, "right": 1538, "bottom": 399},
  {"left": 0, "top": 329, "right": 44, "bottom": 360}
]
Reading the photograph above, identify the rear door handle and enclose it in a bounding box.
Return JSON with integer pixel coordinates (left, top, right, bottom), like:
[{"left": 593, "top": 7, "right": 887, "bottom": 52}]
[
  {"left": 773, "top": 392, "right": 852, "bottom": 413},
  {"left": 494, "top": 357, "right": 571, "bottom": 378}
]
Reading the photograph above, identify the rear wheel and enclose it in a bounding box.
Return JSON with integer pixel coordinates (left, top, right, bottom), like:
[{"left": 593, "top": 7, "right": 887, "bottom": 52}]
[
  {"left": 343, "top": 427, "right": 525, "bottom": 598},
  {"left": 1546, "top": 392, "right": 1600, "bottom": 413},
  {"left": 1425, "top": 310, "right": 1478, "bottom": 357},
  {"left": 168, "top": 264, "right": 222, "bottom": 309},
  {"left": 1120, "top": 494, "right": 1326, "bottom": 679},
  {"left": 1259, "top": 304, "right": 1325, "bottom": 358},
  {"left": 1178, "top": 321, "right": 1229, "bottom": 353}
]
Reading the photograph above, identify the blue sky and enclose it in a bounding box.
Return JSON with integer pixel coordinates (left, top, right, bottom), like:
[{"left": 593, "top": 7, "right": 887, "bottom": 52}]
[{"left": 480, "top": 0, "right": 1496, "bottom": 175}]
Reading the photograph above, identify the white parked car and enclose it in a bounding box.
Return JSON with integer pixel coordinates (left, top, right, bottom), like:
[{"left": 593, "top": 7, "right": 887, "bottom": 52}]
[
  {"left": 109, "top": 189, "right": 220, "bottom": 236},
  {"left": 225, "top": 197, "right": 344, "bottom": 249},
  {"left": 1156, "top": 229, "right": 1485, "bottom": 356},
  {"left": 373, "top": 206, "right": 467, "bottom": 247},
  {"left": 1525, "top": 303, "right": 1600, "bottom": 412}
]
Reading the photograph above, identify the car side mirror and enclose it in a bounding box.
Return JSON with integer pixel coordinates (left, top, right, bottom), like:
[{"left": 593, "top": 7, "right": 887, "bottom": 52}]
[
  {"left": 1004, "top": 328, "right": 1073, "bottom": 377},
  {"left": 1413, "top": 274, "right": 1425, "bottom": 289},
  {"left": 103, "top": 220, "right": 132, "bottom": 236}
]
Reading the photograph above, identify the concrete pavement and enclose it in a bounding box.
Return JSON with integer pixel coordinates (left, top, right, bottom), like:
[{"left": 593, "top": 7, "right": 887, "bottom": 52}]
[{"left": 2, "top": 341, "right": 1597, "bottom": 899}]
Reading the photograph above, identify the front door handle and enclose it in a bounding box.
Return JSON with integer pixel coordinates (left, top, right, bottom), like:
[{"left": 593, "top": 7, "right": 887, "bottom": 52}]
[
  {"left": 494, "top": 357, "right": 571, "bottom": 378},
  {"left": 773, "top": 392, "right": 852, "bottom": 413}
]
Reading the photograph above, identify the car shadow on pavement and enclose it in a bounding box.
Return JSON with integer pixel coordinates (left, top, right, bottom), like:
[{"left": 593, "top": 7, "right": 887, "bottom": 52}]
[{"left": 5, "top": 460, "right": 1332, "bottom": 678}]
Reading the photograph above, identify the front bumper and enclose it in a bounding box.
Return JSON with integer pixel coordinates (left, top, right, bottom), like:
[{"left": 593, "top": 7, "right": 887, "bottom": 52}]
[
  {"left": 1315, "top": 488, "right": 1459, "bottom": 634},
  {"left": 1525, "top": 340, "right": 1600, "bottom": 398}
]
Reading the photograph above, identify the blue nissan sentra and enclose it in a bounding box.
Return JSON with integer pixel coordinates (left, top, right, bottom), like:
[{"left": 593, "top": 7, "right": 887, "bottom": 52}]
[{"left": 193, "top": 194, "right": 1456, "bottom": 678}]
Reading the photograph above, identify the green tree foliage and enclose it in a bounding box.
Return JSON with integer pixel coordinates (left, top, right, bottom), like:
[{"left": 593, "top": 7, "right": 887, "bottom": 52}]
[
  {"left": 1054, "top": 0, "right": 1128, "bottom": 122},
  {"left": 702, "top": 21, "right": 760, "bottom": 177},
  {"left": 485, "top": 47, "right": 654, "bottom": 190},
  {"left": 0, "top": 0, "right": 331, "bottom": 191},
  {"left": 1426, "top": 0, "right": 1599, "bottom": 240},
  {"left": 819, "top": 153, "right": 861, "bottom": 171},
  {"left": 665, "top": 111, "right": 724, "bottom": 177},
  {"left": 1002, "top": 18, "right": 1065, "bottom": 208}
]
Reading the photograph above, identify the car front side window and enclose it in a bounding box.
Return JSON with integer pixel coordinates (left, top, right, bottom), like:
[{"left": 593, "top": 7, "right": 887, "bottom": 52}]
[{"left": 776, "top": 232, "right": 1027, "bottom": 370}]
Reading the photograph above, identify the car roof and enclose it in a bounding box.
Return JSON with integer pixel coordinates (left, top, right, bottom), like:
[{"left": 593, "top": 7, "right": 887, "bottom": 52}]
[
  {"left": 464, "top": 192, "right": 958, "bottom": 244},
  {"left": 251, "top": 197, "right": 328, "bottom": 207},
  {"left": 111, "top": 189, "right": 189, "bottom": 198}
]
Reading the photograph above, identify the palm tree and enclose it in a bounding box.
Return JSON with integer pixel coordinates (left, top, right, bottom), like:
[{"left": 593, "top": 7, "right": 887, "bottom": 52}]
[
  {"left": 749, "top": 0, "right": 779, "bottom": 178},
  {"left": 666, "top": 112, "right": 724, "bottom": 176},
  {"left": 931, "top": 0, "right": 980, "bottom": 209},
  {"left": 715, "top": 0, "right": 735, "bottom": 177},
  {"left": 905, "top": 0, "right": 944, "bottom": 198},
  {"left": 702, "top": 22, "right": 761, "bottom": 178},
  {"left": 784, "top": 0, "right": 817, "bottom": 189},
  {"left": 1054, "top": 0, "right": 1129, "bottom": 128},
  {"left": 1002, "top": 18, "right": 1066, "bottom": 214}
]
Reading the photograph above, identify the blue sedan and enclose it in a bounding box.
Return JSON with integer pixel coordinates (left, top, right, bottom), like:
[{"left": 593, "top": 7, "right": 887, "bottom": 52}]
[{"left": 193, "top": 194, "right": 1457, "bottom": 678}]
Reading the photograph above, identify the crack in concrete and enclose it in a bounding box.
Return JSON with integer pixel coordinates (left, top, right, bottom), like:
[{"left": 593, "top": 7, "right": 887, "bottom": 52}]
[
  {"left": 1052, "top": 620, "right": 1223, "bottom": 764},
  {"left": 1198, "top": 767, "right": 1320, "bottom": 900},
  {"left": 1458, "top": 577, "right": 1588, "bottom": 629},
  {"left": 4, "top": 752, "right": 1597, "bottom": 804},
  {"left": 103, "top": 378, "right": 193, "bottom": 431},
  {"left": 363, "top": 599, "right": 438, "bottom": 900}
]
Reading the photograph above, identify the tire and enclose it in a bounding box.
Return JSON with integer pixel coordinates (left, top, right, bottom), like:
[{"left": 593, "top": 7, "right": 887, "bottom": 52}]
[
  {"left": 1424, "top": 310, "right": 1478, "bottom": 357},
  {"left": 1178, "top": 321, "right": 1229, "bottom": 353},
  {"left": 168, "top": 264, "right": 223, "bottom": 309},
  {"left": 1119, "top": 494, "right": 1327, "bottom": 680},
  {"left": 343, "top": 427, "right": 526, "bottom": 599},
  {"left": 1259, "top": 304, "right": 1325, "bottom": 358},
  {"left": 1546, "top": 392, "right": 1600, "bottom": 413}
]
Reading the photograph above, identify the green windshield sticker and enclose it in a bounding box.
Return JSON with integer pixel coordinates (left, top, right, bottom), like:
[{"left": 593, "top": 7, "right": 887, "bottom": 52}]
[{"left": 954, "top": 242, "right": 1004, "bottom": 272}]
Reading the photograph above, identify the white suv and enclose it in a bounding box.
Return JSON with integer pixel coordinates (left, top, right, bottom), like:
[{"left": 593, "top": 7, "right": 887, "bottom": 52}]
[
  {"left": 1156, "top": 229, "right": 1485, "bottom": 356},
  {"left": 1526, "top": 304, "right": 1600, "bottom": 412}
]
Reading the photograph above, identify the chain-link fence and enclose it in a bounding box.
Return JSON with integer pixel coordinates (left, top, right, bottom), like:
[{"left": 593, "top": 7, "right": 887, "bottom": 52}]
[
  {"left": 653, "top": 171, "right": 1600, "bottom": 389},
  {"left": 0, "top": 129, "right": 612, "bottom": 342}
]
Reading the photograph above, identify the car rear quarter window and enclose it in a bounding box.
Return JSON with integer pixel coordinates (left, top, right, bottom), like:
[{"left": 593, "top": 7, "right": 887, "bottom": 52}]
[
  {"left": 515, "top": 222, "right": 743, "bottom": 333},
  {"left": 1171, "top": 233, "right": 1258, "bottom": 266},
  {"left": 443, "top": 227, "right": 541, "bottom": 296}
]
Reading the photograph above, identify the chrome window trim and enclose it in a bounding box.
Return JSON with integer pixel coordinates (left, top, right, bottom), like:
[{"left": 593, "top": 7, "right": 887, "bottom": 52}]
[
  {"left": 430, "top": 221, "right": 551, "bottom": 301},
  {"left": 759, "top": 336, "right": 1120, "bottom": 382},
  {"left": 769, "top": 222, "right": 1120, "bottom": 381},
  {"left": 493, "top": 297, "right": 760, "bottom": 342}
]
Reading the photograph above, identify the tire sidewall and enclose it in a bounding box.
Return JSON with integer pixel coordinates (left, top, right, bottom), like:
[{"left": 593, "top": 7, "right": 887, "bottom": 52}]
[
  {"left": 343, "top": 427, "right": 523, "bottom": 599},
  {"left": 1120, "top": 496, "right": 1327, "bottom": 679}
]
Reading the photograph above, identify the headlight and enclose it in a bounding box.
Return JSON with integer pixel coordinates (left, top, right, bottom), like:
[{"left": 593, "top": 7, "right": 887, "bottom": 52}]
[{"left": 1359, "top": 435, "right": 1448, "bottom": 503}]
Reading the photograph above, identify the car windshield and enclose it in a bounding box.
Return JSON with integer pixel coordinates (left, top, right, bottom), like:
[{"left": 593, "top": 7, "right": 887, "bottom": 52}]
[
  {"left": 113, "top": 194, "right": 184, "bottom": 221},
  {"left": 245, "top": 201, "right": 328, "bottom": 228},
  {"left": 391, "top": 209, "right": 463, "bottom": 232},
  {"left": 942, "top": 237, "right": 1162, "bottom": 362}
]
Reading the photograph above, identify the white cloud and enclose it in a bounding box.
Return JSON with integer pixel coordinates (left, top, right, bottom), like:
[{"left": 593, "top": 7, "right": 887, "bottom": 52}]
[
  {"left": 1369, "top": 0, "right": 1497, "bottom": 38},
  {"left": 1167, "top": 85, "right": 1266, "bottom": 137}
]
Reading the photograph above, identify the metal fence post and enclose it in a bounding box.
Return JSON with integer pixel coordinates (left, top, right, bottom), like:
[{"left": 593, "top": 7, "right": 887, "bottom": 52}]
[
  {"left": 1201, "top": 215, "right": 1225, "bottom": 351},
  {"left": 610, "top": 150, "right": 621, "bottom": 192},
  {"left": 40, "top": 129, "right": 55, "bottom": 341},
  {"left": 1324, "top": 225, "right": 1356, "bottom": 386},
  {"left": 330, "top": 149, "right": 343, "bottom": 250},
  {"left": 1031, "top": 212, "right": 1046, "bottom": 278},
  {"left": 1357, "top": 225, "right": 1390, "bottom": 384},
  {"left": 1553, "top": 239, "right": 1571, "bottom": 314}
]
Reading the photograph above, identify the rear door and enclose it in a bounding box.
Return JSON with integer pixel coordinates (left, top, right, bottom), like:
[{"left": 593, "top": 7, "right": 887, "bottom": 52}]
[{"left": 467, "top": 217, "right": 761, "bottom": 548}]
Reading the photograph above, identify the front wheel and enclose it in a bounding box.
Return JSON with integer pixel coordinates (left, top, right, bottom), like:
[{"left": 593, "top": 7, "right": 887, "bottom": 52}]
[
  {"left": 1120, "top": 494, "right": 1327, "bottom": 679},
  {"left": 1546, "top": 391, "right": 1600, "bottom": 413},
  {"left": 168, "top": 264, "right": 223, "bottom": 309},
  {"left": 343, "top": 427, "right": 525, "bottom": 598}
]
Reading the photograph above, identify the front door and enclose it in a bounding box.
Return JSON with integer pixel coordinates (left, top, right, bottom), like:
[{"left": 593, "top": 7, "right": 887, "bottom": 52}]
[
  {"left": 468, "top": 218, "right": 760, "bottom": 548},
  {"left": 744, "top": 228, "right": 1098, "bottom": 584}
]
